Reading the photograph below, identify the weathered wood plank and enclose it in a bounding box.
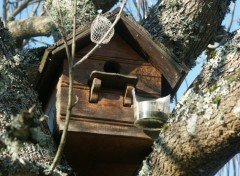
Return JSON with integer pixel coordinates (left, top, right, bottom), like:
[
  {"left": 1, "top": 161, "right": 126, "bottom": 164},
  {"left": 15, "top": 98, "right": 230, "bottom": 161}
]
[
  {"left": 63, "top": 58, "right": 162, "bottom": 95},
  {"left": 89, "top": 71, "right": 138, "bottom": 90},
  {"left": 59, "top": 86, "right": 135, "bottom": 123},
  {"left": 57, "top": 85, "right": 154, "bottom": 139},
  {"left": 58, "top": 116, "right": 153, "bottom": 139},
  {"left": 78, "top": 34, "right": 145, "bottom": 62},
  {"left": 75, "top": 54, "right": 147, "bottom": 65},
  {"left": 62, "top": 73, "right": 162, "bottom": 95},
  {"left": 71, "top": 58, "right": 162, "bottom": 77}
]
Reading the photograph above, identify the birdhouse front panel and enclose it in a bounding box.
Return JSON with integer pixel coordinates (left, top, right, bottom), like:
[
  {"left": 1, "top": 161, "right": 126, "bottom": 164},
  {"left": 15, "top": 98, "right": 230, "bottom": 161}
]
[{"left": 56, "top": 34, "right": 163, "bottom": 138}]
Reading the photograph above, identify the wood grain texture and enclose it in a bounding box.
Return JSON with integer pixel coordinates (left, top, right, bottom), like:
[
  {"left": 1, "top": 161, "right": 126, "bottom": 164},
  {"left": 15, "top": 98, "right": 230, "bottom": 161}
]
[
  {"left": 57, "top": 79, "right": 154, "bottom": 139},
  {"left": 62, "top": 34, "right": 163, "bottom": 95}
]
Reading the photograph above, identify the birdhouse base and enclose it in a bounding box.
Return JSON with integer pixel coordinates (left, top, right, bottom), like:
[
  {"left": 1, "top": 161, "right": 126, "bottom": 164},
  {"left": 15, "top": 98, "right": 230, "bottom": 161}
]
[{"left": 62, "top": 130, "right": 152, "bottom": 176}]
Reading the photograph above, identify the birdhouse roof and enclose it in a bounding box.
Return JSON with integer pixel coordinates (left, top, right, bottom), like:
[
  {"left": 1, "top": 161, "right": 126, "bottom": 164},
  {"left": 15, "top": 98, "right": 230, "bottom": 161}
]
[{"left": 36, "top": 8, "right": 187, "bottom": 105}]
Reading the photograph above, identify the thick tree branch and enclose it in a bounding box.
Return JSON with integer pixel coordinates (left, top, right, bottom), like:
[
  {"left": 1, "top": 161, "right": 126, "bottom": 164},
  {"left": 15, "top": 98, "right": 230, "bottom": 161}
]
[
  {"left": 7, "top": 16, "right": 53, "bottom": 40},
  {"left": 139, "top": 30, "right": 240, "bottom": 176},
  {"left": 142, "top": 0, "right": 231, "bottom": 68}
]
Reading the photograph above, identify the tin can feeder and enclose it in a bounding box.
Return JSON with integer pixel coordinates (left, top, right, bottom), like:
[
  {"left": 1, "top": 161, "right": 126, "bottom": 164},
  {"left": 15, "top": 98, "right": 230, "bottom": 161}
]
[{"left": 132, "top": 89, "right": 170, "bottom": 131}]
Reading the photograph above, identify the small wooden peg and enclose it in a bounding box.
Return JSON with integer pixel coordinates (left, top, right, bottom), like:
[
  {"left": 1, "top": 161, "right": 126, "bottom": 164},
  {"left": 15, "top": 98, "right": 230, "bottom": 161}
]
[
  {"left": 89, "top": 78, "right": 102, "bottom": 103},
  {"left": 123, "top": 84, "right": 134, "bottom": 107}
]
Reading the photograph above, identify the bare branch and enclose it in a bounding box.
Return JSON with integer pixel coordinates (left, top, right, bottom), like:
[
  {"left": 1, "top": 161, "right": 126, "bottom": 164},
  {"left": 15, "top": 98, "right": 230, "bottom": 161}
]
[
  {"left": 31, "top": 1, "right": 41, "bottom": 17},
  {"left": 133, "top": 0, "right": 142, "bottom": 21},
  {"left": 48, "top": 0, "right": 77, "bottom": 173},
  {"left": 48, "top": 1, "right": 127, "bottom": 172},
  {"left": 7, "top": 0, "right": 33, "bottom": 21},
  {"left": 2, "top": 0, "right": 7, "bottom": 26},
  {"left": 30, "top": 38, "right": 51, "bottom": 46}
]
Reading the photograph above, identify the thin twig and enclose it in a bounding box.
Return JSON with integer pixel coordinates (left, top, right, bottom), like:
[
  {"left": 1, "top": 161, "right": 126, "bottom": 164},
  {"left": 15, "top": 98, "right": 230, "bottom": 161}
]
[
  {"left": 72, "top": 0, "right": 77, "bottom": 64},
  {"left": 73, "top": 0, "right": 127, "bottom": 68},
  {"left": 45, "top": 6, "right": 66, "bottom": 40},
  {"left": 133, "top": 0, "right": 142, "bottom": 21},
  {"left": 184, "top": 78, "right": 189, "bottom": 88},
  {"left": 48, "top": 33, "right": 73, "bottom": 175},
  {"left": 207, "top": 1, "right": 236, "bottom": 49},
  {"left": 48, "top": 0, "right": 76, "bottom": 173},
  {"left": 2, "top": 0, "right": 7, "bottom": 26},
  {"left": 56, "top": 0, "right": 67, "bottom": 37},
  {"left": 174, "top": 95, "right": 178, "bottom": 107},
  {"left": 31, "top": 1, "right": 40, "bottom": 17},
  {"left": 30, "top": 38, "right": 51, "bottom": 46}
]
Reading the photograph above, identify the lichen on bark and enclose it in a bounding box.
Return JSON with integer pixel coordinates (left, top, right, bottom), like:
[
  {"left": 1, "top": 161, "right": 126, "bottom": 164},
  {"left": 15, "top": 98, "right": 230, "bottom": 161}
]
[
  {"left": 138, "top": 28, "right": 240, "bottom": 176},
  {"left": 142, "top": 0, "right": 231, "bottom": 68},
  {"left": 45, "top": 0, "right": 97, "bottom": 40},
  {"left": 0, "top": 20, "right": 72, "bottom": 176}
]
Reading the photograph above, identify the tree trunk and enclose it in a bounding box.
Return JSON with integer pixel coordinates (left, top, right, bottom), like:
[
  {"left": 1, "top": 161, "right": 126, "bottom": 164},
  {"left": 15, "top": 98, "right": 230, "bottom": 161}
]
[
  {"left": 0, "top": 20, "right": 71, "bottom": 175},
  {"left": 138, "top": 0, "right": 240, "bottom": 175}
]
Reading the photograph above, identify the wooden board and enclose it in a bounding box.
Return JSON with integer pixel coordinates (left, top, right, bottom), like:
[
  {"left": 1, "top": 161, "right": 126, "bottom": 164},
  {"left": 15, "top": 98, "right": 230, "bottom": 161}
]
[
  {"left": 89, "top": 71, "right": 138, "bottom": 89},
  {"left": 78, "top": 34, "right": 145, "bottom": 63},
  {"left": 57, "top": 81, "right": 154, "bottom": 139},
  {"left": 59, "top": 86, "right": 134, "bottom": 123},
  {"left": 63, "top": 132, "right": 152, "bottom": 176}
]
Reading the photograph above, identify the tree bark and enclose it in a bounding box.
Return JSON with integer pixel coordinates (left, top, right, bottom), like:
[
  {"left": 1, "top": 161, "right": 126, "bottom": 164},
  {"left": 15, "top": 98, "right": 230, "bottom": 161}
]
[
  {"left": 139, "top": 29, "right": 240, "bottom": 176},
  {"left": 8, "top": 16, "right": 53, "bottom": 39},
  {"left": 138, "top": 0, "right": 240, "bottom": 175},
  {"left": 0, "top": 20, "right": 71, "bottom": 175},
  {"left": 143, "top": 0, "right": 231, "bottom": 68}
]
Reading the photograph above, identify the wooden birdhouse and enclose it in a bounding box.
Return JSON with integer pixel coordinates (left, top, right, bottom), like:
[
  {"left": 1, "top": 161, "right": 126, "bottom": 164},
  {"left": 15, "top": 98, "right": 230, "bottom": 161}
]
[{"left": 35, "top": 8, "right": 187, "bottom": 176}]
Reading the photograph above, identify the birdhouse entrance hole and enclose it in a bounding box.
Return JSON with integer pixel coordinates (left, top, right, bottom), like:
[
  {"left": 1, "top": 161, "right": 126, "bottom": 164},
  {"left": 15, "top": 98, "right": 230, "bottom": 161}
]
[{"left": 104, "top": 61, "right": 121, "bottom": 73}]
